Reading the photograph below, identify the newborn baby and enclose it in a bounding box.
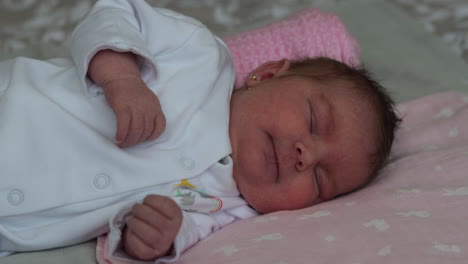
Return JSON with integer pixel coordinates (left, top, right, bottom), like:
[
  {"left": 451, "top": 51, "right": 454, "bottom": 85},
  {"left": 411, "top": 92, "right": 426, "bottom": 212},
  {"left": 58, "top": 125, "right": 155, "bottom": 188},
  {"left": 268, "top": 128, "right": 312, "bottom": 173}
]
[{"left": 0, "top": 0, "right": 400, "bottom": 262}]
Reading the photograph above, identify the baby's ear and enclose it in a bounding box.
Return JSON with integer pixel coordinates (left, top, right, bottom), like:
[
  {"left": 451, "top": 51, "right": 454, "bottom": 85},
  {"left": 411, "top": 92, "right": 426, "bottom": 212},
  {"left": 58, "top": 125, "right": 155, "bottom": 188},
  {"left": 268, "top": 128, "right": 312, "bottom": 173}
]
[{"left": 245, "top": 59, "right": 291, "bottom": 87}]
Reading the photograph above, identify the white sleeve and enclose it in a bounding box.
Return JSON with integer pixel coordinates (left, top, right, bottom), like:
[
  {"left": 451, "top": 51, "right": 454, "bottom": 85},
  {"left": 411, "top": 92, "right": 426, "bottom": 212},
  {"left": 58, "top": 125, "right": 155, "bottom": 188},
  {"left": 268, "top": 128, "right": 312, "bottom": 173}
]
[
  {"left": 164, "top": 211, "right": 239, "bottom": 263},
  {"left": 68, "top": 0, "right": 206, "bottom": 96},
  {"left": 104, "top": 201, "right": 246, "bottom": 264}
]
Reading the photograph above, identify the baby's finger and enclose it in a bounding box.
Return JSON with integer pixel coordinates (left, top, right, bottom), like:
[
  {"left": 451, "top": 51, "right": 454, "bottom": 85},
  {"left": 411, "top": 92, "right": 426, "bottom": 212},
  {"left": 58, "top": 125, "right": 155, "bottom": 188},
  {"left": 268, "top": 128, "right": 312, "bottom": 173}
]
[
  {"left": 141, "top": 115, "right": 155, "bottom": 142},
  {"left": 131, "top": 203, "right": 157, "bottom": 224},
  {"left": 131, "top": 203, "right": 177, "bottom": 234},
  {"left": 120, "top": 111, "right": 144, "bottom": 147},
  {"left": 115, "top": 109, "right": 131, "bottom": 145},
  {"left": 143, "top": 195, "right": 182, "bottom": 221},
  {"left": 124, "top": 227, "right": 160, "bottom": 261},
  {"left": 126, "top": 216, "right": 164, "bottom": 254},
  {"left": 148, "top": 112, "right": 166, "bottom": 141}
]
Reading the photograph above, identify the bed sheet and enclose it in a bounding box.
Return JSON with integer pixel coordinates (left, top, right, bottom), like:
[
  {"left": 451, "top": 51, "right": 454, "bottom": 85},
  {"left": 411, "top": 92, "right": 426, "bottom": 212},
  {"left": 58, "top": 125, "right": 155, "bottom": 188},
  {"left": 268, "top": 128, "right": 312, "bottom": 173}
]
[
  {"left": 1, "top": 0, "right": 468, "bottom": 62},
  {"left": 1, "top": 0, "right": 468, "bottom": 263}
]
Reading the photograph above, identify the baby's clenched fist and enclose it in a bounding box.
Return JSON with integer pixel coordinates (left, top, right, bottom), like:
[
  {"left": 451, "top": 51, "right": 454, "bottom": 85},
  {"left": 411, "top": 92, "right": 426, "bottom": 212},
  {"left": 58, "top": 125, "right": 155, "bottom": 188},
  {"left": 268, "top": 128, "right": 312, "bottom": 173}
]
[
  {"left": 103, "top": 76, "right": 166, "bottom": 148},
  {"left": 123, "top": 195, "right": 183, "bottom": 261}
]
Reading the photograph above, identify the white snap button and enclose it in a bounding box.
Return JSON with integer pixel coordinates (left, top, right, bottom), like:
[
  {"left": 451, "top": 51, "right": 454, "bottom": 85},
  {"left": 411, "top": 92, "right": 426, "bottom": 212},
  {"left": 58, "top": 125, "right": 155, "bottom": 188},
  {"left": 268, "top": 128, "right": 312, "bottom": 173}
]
[
  {"left": 94, "top": 174, "right": 110, "bottom": 189},
  {"left": 8, "top": 190, "right": 24, "bottom": 206},
  {"left": 180, "top": 157, "right": 195, "bottom": 170}
]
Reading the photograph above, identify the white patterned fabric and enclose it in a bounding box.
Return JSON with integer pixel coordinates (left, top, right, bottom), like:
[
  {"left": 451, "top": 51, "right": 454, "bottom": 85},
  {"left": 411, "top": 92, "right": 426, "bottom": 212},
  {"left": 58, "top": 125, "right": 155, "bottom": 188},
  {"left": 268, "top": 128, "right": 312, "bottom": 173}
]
[{"left": 0, "top": 0, "right": 468, "bottom": 62}]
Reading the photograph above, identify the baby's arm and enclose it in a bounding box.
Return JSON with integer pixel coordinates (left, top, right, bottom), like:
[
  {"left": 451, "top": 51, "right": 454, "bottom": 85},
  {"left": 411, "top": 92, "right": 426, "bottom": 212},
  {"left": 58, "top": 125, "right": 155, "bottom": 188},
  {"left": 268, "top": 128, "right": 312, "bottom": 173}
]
[
  {"left": 88, "top": 50, "right": 166, "bottom": 148},
  {"left": 68, "top": 0, "right": 201, "bottom": 148},
  {"left": 104, "top": 195, "right": 255, "bottom": 263}
]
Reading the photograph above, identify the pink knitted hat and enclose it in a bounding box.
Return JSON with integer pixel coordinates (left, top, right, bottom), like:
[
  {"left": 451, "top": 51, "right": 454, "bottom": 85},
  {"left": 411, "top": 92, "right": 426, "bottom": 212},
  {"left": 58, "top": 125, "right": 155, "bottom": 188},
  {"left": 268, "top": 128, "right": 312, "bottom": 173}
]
[{"left": 223, "top": 8, "right": 361, "bottom": 88}]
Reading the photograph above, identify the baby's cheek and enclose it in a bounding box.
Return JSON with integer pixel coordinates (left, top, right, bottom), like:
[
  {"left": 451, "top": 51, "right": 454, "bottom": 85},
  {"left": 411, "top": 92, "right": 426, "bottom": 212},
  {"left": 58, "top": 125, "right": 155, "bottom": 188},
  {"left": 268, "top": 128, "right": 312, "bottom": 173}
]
[{"left": 277, "top": 180, "right": 318, "bottom": 210}]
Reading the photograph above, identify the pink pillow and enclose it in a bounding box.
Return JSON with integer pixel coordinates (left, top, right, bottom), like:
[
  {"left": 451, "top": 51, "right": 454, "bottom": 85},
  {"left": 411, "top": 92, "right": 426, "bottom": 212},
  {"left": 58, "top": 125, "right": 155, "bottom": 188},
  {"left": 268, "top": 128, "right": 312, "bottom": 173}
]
[
  {"left": 224, "top": 8, "right": 361, "bottom": 88},
  {"left": 174, "top": 91, "right": 468, "bottom": 264}
]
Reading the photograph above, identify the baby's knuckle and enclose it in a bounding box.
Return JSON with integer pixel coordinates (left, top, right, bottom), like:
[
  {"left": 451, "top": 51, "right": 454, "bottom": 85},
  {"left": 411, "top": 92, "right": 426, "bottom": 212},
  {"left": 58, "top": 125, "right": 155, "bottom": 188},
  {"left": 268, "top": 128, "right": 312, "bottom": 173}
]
[
  {"left": 148, "top": 230, "right": 162, "bottom": 243},
  {"left": 132, "top": 203, "right": 145, "bottom": 215},
  {"left": 114, "top": 103, "right": 130, "bottom": 113},
  {"left": 164, "top": 202, "right": 182, "bottom": 221},
  {"left": 126, "top": 216, "right": 137, "bottom": 228},
  {"left": 133, "top": 125, "right": 144, "bottom": 133},
  {"left": 163, "top": 198, "right": 179, "bottom": 210},
  {"left": 130, "top": 205, "right": 138, "bottom": 216},
  {"left": 158, "top": 114, "right": 166, "bottom": 130},
  {"left": 143, "top": 194, "right": 161, "bottom": 204},
  {"left": 172, "top": 204, "right": 183, "bottom": 219}
]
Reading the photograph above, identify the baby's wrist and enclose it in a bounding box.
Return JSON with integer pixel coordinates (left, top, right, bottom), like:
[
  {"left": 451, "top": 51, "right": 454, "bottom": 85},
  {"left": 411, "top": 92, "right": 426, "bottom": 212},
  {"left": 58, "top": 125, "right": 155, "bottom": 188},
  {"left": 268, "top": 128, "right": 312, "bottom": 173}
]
[{"left": 98, "top": 74, "right": 142, "bottom": 88}]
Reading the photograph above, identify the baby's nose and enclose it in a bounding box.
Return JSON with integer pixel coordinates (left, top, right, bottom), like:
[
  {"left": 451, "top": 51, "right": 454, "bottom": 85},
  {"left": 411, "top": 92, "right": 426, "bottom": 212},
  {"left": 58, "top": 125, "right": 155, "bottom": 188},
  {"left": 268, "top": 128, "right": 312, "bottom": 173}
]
[{"left": 295, "top": 142, "right": 318, "bottom": 172}]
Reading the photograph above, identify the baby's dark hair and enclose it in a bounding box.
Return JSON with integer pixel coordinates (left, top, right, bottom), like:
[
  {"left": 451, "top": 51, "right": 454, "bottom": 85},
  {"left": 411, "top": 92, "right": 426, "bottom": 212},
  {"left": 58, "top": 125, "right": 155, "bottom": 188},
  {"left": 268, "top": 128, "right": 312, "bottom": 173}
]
[{"left": 289, "top": 57, "right": 401, "bottom": 184}]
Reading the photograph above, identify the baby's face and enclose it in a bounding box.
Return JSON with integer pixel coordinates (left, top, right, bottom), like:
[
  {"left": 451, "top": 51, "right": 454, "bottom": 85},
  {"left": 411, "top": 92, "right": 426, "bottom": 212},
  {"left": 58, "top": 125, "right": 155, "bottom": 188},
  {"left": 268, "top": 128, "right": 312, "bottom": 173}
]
[{"left": 229, "top": 75, "right": 376, "bottom": 213}]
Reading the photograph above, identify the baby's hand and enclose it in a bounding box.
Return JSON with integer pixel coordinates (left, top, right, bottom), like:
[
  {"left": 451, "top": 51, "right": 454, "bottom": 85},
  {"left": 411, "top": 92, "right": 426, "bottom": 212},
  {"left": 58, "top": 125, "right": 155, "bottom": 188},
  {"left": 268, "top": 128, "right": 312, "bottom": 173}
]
[
  {"left": 102, "top": 76, "right": 166, "bottom": 148},
  {"left": 123, "top": 195, "right": 183, "bottom": 261}
]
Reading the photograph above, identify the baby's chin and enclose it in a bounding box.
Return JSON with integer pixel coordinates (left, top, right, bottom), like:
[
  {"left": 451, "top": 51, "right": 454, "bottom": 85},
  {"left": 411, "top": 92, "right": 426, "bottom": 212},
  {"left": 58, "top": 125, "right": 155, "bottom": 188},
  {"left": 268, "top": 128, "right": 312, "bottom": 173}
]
[
  {"left": 245, "top": 199, "right": 274, "bottom": 214},
  {"left": 237, "top": 187, "right": 284, "bottom": 214},
  {"left": 233, "top": 179, "right": 268, "bottom": 213}
]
